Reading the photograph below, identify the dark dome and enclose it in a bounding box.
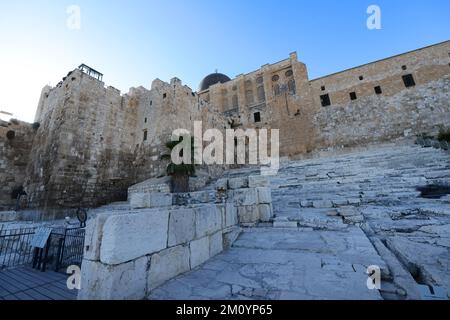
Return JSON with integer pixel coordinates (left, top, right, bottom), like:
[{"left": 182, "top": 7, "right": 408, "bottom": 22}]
[{"left": 199, "top": 73, "right": 231, "bottom": 91}]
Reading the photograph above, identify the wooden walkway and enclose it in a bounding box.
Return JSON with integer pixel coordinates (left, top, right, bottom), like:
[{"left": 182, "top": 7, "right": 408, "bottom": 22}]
[{"left": 0, "top": 267, "right": 77, "bottom": 300}]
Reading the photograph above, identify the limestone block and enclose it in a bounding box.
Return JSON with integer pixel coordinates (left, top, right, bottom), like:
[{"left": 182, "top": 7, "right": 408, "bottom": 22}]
[
  {"left": 258, "top": 204, "right": 273, "bottom": 222},
  {"left": 312, "top": 200, "right": 333, "bottom": 208},
  {"left": 190, "top": 236, "right": 210, "bottom": 269},
  {"left": 83, "top": 213, "right": 109, "bottom": 261},
  {"left": 347, "top": 198, "right": 361, "bottom": 205},
  {"left": 78, "top": 256, "right": 148, "bottom": 300},
  {"left": 343, "top": 215, "right": 364, "bottom": 224},
  {"left": 338, "top": 207, "right": 360, "bottom": 217},
  {"left": 300, "top": 201, "right": 313, "bottom": 208},
  {"left": 215, "top": 178, "right": 228, "bottom": 191},
  {"left": 225, "top": 202, "right": 238, "bottom": 227},
  {"left": 232, "top": 188, "right": 258, "bottom": 206},
  {"left": 168, "top": 208, "right": 195, "bottom": 247},
  {"left": 273, "top": 221, "right": 298, "bottom": 228},
  {"left": 129, "top": 192, "right": 172, "bottom": 209},
  {"left": 148, "top": 245, "right": 190, "bottom": 291},
  {"left": 228, "top": 177, "right": 249, "bottom": 189},
  {"left": 256, "top": 187, "right": 272, "bottom": 204},
  {"left": 100, "top": 209, "right": 169, "bottom": 265},
  {"left": 223, "top": 226, "right": 242, "bottom": 249},
  {"left": 248, "top": 175, "right": 269, "bottom": 188},
  {"left": 195, "top": 204, "right": 222, "bottom": 238},
  {"left": 209, "top": 231, "right": 223, "bottom": 257},
  {"left": 237, "top": 205, "right": 259, "bottom": 224}
]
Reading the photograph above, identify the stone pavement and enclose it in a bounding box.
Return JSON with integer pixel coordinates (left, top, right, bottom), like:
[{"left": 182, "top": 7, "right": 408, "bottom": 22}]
[
  {"left": 150, "top": 142, "right": 450, "bottom": 300},
  {"left": 149, "top": 227, "right": 384, "bottom": 300}
]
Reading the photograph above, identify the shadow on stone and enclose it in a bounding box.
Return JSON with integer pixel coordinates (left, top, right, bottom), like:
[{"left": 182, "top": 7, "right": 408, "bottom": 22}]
[{"left": 416, "top": 184, "right": 450, "bottom": 199}]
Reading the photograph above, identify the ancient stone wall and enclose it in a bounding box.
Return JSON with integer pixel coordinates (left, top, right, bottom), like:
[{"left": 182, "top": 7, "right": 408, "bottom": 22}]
[
  {"left": 0, "top": 120, "right": 36, "bottom": 210},
  {"left": 3, "top": 41, "right": 449, "bottom": 213},
  {"left": 314, "top": 75, "right": 450, "bottom": 149},
  {"left": 25, "top": 69, "right": 139, "bottom": 212},
  {"left": 78, "top": 175, "right": 272, "bottom": 299},
  {"left": 200, "top": 40, "right": 450, "bottom": 156}
]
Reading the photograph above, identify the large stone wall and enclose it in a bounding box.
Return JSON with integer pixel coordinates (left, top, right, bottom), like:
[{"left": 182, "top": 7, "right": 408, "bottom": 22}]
[
  {"left": 199, "top": 40, "right": 450, "bottom": 156},
  {"left": 24, "top": 69, "right": 139, "bottom": 212},
  {"left": 2, "top": 41, "right": 449, "bottom": 213},
  {"left": 78, "top": 175, "right": 273, "bottom": 300},
  {"left": 0, "top": 119, "right": 36, "bottom": 210},
  {"left": 315, "top": 75, "right": 450, "bottom": 148}
]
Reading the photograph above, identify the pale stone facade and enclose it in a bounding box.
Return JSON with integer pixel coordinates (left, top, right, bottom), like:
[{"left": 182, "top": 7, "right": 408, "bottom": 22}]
[{"left": 0, "top": 40, "right": 449, "bottom": 212}]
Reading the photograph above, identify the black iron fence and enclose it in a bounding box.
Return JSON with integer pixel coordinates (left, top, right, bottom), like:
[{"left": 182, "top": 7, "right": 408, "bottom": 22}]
[
  {"left": 0, "top": 226, "right": 36, "bottom": 269},
  {"left": 0, "top": 225, "right": 85, "bottom": 272}
]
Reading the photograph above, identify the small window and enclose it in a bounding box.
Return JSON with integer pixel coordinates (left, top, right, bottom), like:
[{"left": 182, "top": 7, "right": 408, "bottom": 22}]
[
  {"left": 253, "top": 112, "right": 261, "bottom": 123},
  {"left": 285, "top": 70, "right": 293, "bottom": 77},
  {"left": 402, "top": 74, "right": 416, "bottom": 88},
  {"left": 321, "top": 86, "right": 326, "bottom": 91},
  {"left": 402, "top": 65, "right": 407, "bottom": 70},
  {"left": 374, "top": 86, "right": 382, "bottom": 95},
  {"left": 143, "top": 130, "right": 148, "bottom": 141},
  {"left": 272, "top": 75, "right": 279, "bottom": 82},
  {"left": 320, "top": 94, "right": 331, "bottom": 107},
  {"left": 150, "top": 100, "right": 152, "bottom": 106},
  {"left": 163, "top": 93, "right": 167, "bottom": 99},
  {"left": 359, "top": 76, "right": 364, "bottom": 81},
  {"left": 144, "top": 118, "right": 147, "bottom": 123},
  {"left": 349, "top": 92, "right": 357, "bottom": 100}
]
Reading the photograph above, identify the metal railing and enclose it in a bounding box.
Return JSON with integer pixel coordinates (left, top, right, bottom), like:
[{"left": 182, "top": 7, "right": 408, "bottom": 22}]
[
  {"left": 0, "top": 226, "right": 36, "bottom": 270},
  {"left": 0, "top": 226, "right": 85, "bottom": 272}
]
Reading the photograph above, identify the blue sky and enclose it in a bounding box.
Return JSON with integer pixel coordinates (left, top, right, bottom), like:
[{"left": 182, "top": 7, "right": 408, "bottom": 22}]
[{"left": 0, "top": 0, "right": 449, "bottom": 122}]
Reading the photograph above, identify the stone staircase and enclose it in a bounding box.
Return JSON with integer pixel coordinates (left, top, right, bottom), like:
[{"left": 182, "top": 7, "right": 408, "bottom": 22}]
[
  {"left": 218, "top": 141, "right": 450, "bottom": 299},
  {"left": 221, "top": 142, "right": 450, "bottom": 230}
]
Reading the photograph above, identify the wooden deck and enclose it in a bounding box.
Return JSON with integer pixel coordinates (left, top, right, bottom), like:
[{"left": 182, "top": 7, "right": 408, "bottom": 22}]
[{"left": 0, "top": 267, "right": 78, "bottom": 300}]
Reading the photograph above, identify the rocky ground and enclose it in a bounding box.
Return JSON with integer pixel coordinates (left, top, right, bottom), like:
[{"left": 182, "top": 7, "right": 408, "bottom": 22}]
[{"left": 149, "top": 141, "right": 450, "bottom": 300}]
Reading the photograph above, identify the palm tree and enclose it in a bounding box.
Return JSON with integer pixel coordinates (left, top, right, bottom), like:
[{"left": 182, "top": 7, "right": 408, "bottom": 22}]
[{"left": 161, "top": 137, "right": 196, "bottom": 193}]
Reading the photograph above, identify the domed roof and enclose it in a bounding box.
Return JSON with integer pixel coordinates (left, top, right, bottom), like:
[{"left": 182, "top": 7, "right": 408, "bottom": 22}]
[{"left": 199, "top": 72, "right": 231, "bottom": 91}]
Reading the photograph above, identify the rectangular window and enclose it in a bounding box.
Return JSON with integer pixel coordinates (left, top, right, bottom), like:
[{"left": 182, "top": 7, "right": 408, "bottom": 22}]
[
  {"left": 143, "top": 130, "right": 148, "bottom": 141},
  {"left": 253, "top": 112, "right": 261, "bottom": 123},
  {"left": 163, "top": 93, "right": 167, "bottom": 99},
  {"left": 144, "top": 118, "right": 147, "bottom": 123},
  {"left": 320, "top": 94, "right": 331, "bottom": 107},
  {"left": 374, "top": 86, "right": 382, "bottom": 95},
  {"left": 402, "top": 74, "right": 416, "bottom": 88},
  {"left": 349, "top": 92, "right": 357, "bottom": 101}
]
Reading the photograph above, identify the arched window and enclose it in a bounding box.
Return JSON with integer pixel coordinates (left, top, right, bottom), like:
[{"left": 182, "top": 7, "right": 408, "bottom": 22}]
[
  {"left": 273, "top": 84, "right": 281, "bottom": 96},
  {"left": 222, "top": 97, "right": 229, "bottom": 109},
  {"left": 288, "top": 79, "right": 296, "bottom": 94},
  {"left": 257, "top": 86, "right": 265, "bottom": 102},
  {"left": 245, "top": 90, "right": 254, "bottom": 105},
  {"left": 232, "top": 95, "right": 238, "bottom": 108}
]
